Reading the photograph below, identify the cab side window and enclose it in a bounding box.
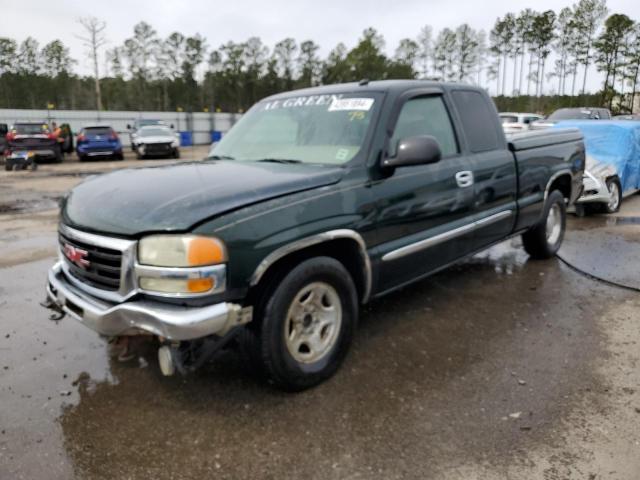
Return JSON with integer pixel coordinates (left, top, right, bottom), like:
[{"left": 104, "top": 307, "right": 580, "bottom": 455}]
[
  {"left": 451, "top": 90, "right": 501, "bottom": 153},
  {"left": 390, "top": 96, "right": 458, "bottom": 158}
]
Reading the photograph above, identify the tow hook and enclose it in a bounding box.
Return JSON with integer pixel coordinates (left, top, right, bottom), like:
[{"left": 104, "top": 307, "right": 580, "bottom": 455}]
[{"left": 40, "top": 296, "right": 66, "bottom": 322}]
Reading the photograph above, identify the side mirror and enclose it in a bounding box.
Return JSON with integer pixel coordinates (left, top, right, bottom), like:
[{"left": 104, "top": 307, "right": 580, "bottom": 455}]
[
  {"left": 170, "top": 124, "right": 175, "bottom": 129},
  {"left": 126, "top": 124, "right": 131, "bottom": 130},
  {"left": 382, "top": 135, "right": 442, "bottom": 169}
]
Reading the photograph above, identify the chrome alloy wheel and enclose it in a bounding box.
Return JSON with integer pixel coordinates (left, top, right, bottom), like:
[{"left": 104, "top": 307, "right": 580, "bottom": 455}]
[
  {"left": 284, "top": 282, "right": 342, "bottom": 364},
  {"left": 607, "top": 181, "right": 620, "bottom": 212},
  {"left": 546, "top": 203, "right": 562, "bottom": 245}
]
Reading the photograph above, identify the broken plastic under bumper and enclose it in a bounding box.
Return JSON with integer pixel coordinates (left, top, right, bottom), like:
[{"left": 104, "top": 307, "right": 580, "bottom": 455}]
[{"left": 45, "top": 262, "right": 250, "bottom": 341}]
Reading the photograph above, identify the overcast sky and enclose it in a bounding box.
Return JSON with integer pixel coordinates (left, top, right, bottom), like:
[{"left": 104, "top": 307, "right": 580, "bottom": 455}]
[{"left": 4, "top": 0, "right": 640, "bottom": 94}]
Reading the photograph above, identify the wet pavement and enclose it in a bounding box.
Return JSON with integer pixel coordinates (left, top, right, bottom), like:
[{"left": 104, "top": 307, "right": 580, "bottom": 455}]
[{"left": 1, "top": 159, "right": 639, "bottom": 479}]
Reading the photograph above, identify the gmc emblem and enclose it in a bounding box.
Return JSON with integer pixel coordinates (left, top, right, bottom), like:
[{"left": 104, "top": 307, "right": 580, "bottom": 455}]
[{"left": 63, "top": 243, "right": 90, "bottom": 268}]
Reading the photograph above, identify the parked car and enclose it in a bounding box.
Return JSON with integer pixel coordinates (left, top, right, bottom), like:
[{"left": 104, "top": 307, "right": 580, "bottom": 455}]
[
  {"left": 44, "top": 80, "right": 585, "bottom": 391},
  {"left": 499, "top": 112, "right": 543, "bottom": 134},
  {"left": 614, "top": 114, "right": 640, "bottom": 121},
  {"left": 132, "top": 125, "right": 180, "bottom": 159},
  {"left": 531, "top": 107, "right": 612, "bottom": 130},
  {"left": 76, "top": 125, "right": 124, "bottom": 161},
  {"left": 554, "top": 120, "right": 640, "bottom": 214},
  {"left": 6, "top": 122, "right": 62, "bottom": 163},
  {"left": 127, "top": 119, "right": 173, "bottom": 151}
]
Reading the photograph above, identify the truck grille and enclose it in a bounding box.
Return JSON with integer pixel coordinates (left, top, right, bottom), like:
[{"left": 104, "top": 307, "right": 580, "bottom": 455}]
[{"left": 59, "top": 231, "right": 123, "bottom": 291}]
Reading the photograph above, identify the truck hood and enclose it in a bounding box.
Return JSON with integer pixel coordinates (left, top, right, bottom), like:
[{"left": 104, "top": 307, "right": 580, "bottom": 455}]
[{"left": 62, "top": 160, "right": 344, "bottom": 236}]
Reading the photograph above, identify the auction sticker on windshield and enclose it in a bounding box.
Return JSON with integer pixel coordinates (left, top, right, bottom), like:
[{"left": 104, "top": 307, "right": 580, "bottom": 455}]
[{"left": 328, "top": 98, "right": 374, "bottom": 112}]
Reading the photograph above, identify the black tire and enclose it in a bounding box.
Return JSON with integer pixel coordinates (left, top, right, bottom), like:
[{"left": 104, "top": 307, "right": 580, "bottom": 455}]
[
  {"left": 522, "top": 190, "right": 566, "bottom": 259},
  {"left": 173, "top": 148, "right": 180, "bottom": 159},
  {"left": 136, "top": 151, "right": 144, "bottom": 160},
  {"left": 78, "top": 154, "right": 87, "bottom": 162},
  {"left": 114, "top": 152, "right": 124, "bottom": 161},
  {"left": 4, "top": 162, "right": 11, "bottom": 171},
  {"left": 248, "top": 256, "right": 358, "bottom": 391},
  {"left": 602, "top": 177, "right": 622, "bottom": 214}
]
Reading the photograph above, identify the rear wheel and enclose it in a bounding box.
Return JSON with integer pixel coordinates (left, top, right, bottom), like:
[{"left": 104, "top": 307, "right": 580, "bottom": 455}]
[
  {"left": 247, "top": 256, "right": 358, "bottom": 391},
  {"left": 173, "top": 148, "right": 180, "bottom": 159},
  {"left": 522, "top": 190, "right": 566, "bottom": 259},
  {"left": 114, "top": 152, "right": 124, "bottom": 161}
]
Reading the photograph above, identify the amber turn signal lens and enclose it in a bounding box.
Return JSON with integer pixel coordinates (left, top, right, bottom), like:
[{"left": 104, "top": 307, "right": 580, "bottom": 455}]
[
  {"left": 187, "top": 237, "right": 226, "bottom": 266},
  {"left": 187, "top": 277, "right": 215, "bottom": 293}
]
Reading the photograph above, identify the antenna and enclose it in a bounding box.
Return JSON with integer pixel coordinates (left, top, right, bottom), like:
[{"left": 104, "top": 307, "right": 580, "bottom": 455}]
[{"left": 359, "top": 79, "right": 370, "bottom": 86}]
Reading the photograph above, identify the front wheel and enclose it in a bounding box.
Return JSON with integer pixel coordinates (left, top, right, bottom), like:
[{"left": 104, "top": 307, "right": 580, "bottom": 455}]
[
  {"left": 522, "top": 190, "right": 566, "bottom": 259},
  {"left": 603, "top": 177, "right": 622, "bottom": 214},
  {"left": 251, "top": 257, "right": 358, "bottom": 391}
]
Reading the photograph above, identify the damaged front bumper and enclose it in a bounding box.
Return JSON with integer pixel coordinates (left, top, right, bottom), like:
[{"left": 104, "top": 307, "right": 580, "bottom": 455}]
[
  {"left": 576, "top": 170, "right": 611, "bottom": 204},
  {"left": 45, "top": 262, "right": 251, "bottom": 341}
]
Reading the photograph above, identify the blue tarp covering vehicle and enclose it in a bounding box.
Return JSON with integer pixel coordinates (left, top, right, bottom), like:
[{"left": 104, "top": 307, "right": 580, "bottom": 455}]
[{"left": 553, "top": 120, "right": 640, "bottom": 213}]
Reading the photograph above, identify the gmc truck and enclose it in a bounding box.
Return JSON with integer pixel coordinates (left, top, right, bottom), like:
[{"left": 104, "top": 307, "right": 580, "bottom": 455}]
[{"left": 44, "top": 81, "right": 585, "bottom": 391}]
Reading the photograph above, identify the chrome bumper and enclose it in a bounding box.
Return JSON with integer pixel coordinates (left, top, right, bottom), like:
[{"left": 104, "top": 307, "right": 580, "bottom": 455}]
[{"left": 46, "top": 262, "right": 251, "bottom": 341}]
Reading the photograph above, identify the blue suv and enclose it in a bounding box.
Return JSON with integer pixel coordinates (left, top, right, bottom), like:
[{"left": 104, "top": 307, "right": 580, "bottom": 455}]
[{"left": 76, "top": 125, "right": 124, "bottom": 161}]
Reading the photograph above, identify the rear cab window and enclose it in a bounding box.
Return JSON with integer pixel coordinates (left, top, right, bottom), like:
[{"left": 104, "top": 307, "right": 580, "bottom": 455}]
[
  {"left": 450, "top": 90, "right": 502, "bottom": 153},
  {"left": 84, "top": 127, "right": 113, "bottom": 136},
  {"left": 15, "top": 123, "right": 50, "bottom": 135},
  {"left": 390, "top": 96, "right": 459, "bottom": 158}
]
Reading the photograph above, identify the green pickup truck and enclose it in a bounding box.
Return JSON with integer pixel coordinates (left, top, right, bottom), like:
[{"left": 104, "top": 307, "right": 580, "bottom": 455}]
[{"left": 45, "top": 80, "right": 585, "bottom": 390}]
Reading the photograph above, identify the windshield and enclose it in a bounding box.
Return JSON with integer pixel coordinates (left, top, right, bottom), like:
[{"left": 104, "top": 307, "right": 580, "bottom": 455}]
[
  {"left": 210, "top": 93, "right": 381, "bottom": 165},
  {"left": 548, "top": 109, "right": 598, "bottom": 120},
  {"left": 138, "top": 120, "right": 163, "bottom": 127},
  {"left": 15, "top": 123, "right": 49, "bottom": 135},
  {"left": 140, "top": 127, "right": 171, "bottom": 137}
]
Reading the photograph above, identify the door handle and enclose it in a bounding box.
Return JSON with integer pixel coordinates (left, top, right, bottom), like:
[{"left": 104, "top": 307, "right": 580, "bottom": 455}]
[{"left": 455, "top": 171, "right": 474, "bottom": 188}]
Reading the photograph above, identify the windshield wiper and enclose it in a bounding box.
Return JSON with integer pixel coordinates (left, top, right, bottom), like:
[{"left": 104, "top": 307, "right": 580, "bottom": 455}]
[
  {"left": 255, "top": 158, "right": 302, "bottom": 164},
  {"left": 208, "top": 154, "right": 235, "bottom": 160}
]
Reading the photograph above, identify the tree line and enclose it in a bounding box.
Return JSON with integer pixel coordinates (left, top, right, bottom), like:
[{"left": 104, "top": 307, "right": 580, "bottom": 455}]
[{"left": 0, "top": 0, "right": 638, "bottom": 114}]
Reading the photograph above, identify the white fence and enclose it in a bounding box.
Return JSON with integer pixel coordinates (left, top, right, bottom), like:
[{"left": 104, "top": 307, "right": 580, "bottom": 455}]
[{"left": 0, "top": 109, "right": 242, "bottom": 147}]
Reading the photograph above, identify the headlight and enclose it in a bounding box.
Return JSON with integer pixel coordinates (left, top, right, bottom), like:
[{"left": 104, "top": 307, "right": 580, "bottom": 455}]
[
  {"left": 137, "top": 235, "right": 227, "bottom": 295},
  {"left": 139, "top": 235, "right": 226, "bottom": 267}
]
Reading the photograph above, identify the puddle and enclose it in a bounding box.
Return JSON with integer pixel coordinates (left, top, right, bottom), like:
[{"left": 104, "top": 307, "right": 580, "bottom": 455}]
[{"left": 604, "top": 216, "right": 640, "bottom": 226}]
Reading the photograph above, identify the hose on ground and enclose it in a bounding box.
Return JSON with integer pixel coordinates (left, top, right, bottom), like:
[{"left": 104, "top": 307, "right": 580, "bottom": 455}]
[{"left": 556, "top": 252, "right": 640, "bottom": 294}]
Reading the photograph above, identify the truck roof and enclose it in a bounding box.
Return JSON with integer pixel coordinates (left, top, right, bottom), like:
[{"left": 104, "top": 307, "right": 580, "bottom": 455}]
[{"left": 263, "top": 79, "right": 483, "bottom": 101}]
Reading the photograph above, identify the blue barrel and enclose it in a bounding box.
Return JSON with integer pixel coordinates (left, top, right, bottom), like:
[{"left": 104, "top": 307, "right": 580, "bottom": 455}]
[
  {"left": 179, "top": 131, "right": 193, "bottom": 146},
  {"left": 210, "top": 131, "right": 222, "bottom": 142}
]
